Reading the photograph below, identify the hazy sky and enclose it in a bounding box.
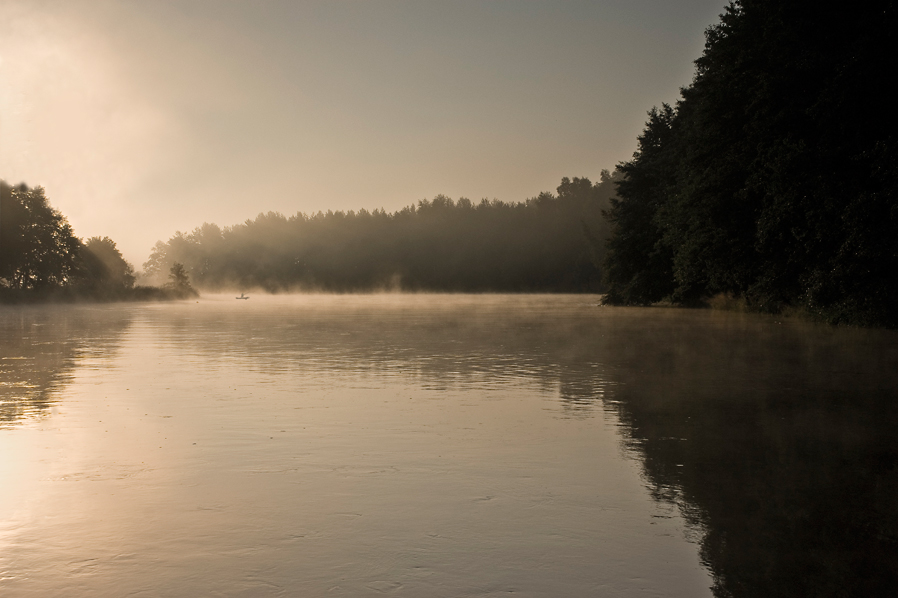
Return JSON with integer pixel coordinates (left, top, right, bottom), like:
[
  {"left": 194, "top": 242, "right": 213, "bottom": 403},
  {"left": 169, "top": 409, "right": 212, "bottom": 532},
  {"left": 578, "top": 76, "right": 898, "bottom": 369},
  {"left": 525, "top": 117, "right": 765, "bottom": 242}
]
[{"left": 1, "top": 0, "right": 725, "bottom": 267}]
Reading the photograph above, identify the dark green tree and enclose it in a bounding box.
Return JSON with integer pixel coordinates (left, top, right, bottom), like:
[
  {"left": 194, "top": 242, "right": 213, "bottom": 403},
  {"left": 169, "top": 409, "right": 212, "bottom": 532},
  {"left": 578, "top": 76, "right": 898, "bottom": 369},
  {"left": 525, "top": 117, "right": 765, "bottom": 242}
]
[
  {"left": 603, "top": 0, "right": 898, "bottom": 326},
  {"left": 603, "top": 106, "right": 678, "bottom": 305},
  {"left": 0, "top": 182, "right": 81, "bottom": 290}
]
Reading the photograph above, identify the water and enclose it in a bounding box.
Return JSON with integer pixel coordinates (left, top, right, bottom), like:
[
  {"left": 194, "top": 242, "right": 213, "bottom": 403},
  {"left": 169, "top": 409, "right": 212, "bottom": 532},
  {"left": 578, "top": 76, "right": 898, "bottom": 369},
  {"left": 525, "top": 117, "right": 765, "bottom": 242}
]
[{"left": 1, "top": 295, "right": 896, "bottom": 596}]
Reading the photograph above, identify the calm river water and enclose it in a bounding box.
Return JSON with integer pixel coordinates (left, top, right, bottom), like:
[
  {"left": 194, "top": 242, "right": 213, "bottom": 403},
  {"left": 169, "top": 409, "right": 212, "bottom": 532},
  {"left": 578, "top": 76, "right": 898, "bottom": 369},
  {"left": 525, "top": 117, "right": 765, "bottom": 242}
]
[{"left": 1, "top": 295, "right": 896, "bottom": 597}]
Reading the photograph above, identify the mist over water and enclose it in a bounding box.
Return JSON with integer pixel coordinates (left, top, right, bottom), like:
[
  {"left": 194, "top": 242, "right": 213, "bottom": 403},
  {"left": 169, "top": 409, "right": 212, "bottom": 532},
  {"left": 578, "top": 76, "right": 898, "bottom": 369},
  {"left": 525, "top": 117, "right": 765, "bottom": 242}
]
[{"left": 1, "top": 295, "right": 896, "bottom": 596}]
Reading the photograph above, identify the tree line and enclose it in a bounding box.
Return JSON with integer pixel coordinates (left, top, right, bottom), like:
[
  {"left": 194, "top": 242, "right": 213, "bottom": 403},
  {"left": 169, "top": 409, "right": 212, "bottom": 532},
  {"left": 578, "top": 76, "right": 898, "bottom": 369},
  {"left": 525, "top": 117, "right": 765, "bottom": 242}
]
[
  {"left": 142, "top": 172, "right": 620, "bottom": 292},
  {"left": 602, "top": 0, "right": 898, "bottom": 327},
  {"left": 5, "top": 0, "right": 896, "bottom": 325},
  {"left": 0, "top": 181, "right": 195, "bottom": 301}
]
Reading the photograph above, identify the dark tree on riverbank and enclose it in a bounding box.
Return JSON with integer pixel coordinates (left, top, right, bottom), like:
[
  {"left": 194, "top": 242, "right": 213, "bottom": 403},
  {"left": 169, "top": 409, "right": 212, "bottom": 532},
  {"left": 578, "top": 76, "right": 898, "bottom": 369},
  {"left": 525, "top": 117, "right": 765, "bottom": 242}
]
[
  {"left": 1, "top": 180, "right": 183, "bottom": 303},
  {"left": 0, "top": 182, "right": 82, "bottom": 290},
  {"left": 603, "top": 0, "right": 898, "bottom": 327},
  {"left": 143, "top": 173, "right": 621, "bottom": 293}
]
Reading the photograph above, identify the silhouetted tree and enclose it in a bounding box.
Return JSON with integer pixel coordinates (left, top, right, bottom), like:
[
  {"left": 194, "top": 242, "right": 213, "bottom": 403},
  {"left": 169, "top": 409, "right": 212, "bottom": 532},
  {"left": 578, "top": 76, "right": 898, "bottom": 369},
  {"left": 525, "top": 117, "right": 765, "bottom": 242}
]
[
  {"left": 164, "top": 262, "right": 197, "bottom": 298},
  {"left": 0, "top": 182, "right": 81, "bottom": 290},
  {"left": 603, "top": 0, "right": 898, "bottom": 327},
  {"left": 603, "top": 107, "right": 678, "bottom": 305}
]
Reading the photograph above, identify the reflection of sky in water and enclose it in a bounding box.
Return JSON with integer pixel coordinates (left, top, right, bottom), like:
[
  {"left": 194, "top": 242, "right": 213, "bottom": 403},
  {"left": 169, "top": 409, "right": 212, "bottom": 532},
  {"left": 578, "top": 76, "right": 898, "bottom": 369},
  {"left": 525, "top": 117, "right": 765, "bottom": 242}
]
[{"left": 1, "top": 295, "right": 897, "bottom": 596}]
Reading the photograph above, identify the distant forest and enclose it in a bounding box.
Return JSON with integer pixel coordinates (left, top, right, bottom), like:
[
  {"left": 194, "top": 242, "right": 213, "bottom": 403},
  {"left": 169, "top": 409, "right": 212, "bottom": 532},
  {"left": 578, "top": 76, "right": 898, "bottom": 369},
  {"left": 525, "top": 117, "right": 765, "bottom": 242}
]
[
  {"left": 143, "top": 173, "right": 620, "bottom": 292},
  {"left": 603, "top": 0, "right": 897, "bottom": 327}
]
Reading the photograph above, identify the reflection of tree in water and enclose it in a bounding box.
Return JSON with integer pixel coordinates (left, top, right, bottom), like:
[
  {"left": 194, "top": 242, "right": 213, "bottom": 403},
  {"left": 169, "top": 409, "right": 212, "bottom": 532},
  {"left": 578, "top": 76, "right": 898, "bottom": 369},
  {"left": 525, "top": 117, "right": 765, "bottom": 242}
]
[
  {"left": 599, "top": 320, "right": 898, "bottom": 597},
  {"left": 147, "top": 298, "right": 616, "bottom": 415},
  {"left": 145, "top": 298, "right": 898, "bottom": 594},
  {"left": 0, "top": 307, "right": 130, "bottom": 427},
  {"left": 555, "top": 362, "right": 616, "bottom": 417}
]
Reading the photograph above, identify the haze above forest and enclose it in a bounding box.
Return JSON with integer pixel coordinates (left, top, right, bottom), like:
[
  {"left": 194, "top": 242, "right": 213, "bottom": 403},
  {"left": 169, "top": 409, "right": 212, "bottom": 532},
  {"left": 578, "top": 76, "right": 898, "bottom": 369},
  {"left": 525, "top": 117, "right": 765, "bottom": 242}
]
[{"left": 0, "top": 0, "right": 724, "bottom": 265}]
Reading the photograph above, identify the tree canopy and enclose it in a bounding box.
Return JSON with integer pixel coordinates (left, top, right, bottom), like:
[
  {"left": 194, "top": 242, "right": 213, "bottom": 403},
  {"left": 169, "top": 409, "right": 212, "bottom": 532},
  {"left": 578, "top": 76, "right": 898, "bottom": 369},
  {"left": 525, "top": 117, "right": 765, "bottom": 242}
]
[
  {"left": 1, "top": 181, "right": 147, "bottom": 301},
  {"left": 603, "top": 0, "right": 898, "bottom": 327},
  {"left": 143, "top": 173, "right": 621, "bottom": 293},
  {"left": 1, "top": 182, "right": 81, "bottom": 290},
  {"left": 81, "top": 236, "right": 136, "bottom": 292}
]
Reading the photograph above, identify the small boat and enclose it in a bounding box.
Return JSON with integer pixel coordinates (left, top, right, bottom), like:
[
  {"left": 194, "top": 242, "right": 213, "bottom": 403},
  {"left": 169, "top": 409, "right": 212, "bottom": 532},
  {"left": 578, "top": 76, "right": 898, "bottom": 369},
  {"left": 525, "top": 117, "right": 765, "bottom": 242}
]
[{"left": 236, "top": 293, "right": 249, "bottom": 300}]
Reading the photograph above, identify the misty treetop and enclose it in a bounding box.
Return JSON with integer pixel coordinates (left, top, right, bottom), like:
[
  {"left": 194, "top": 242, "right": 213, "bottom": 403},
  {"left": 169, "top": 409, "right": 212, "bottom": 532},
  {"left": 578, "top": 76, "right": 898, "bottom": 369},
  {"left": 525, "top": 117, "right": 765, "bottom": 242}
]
[
  {"left": 603, "top": 0, "right": 898, "bottom": 327},
  {"left": 143, "top": 172, "right": 620, "bottom": 293},
  {"left": 81, "top": 236, "right": 136, "bottom": 292}
]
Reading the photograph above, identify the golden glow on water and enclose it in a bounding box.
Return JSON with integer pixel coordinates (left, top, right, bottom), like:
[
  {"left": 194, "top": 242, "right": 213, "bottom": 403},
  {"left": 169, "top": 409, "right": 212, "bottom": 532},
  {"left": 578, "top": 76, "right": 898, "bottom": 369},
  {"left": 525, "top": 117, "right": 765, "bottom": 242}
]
[
  {"left": 0, "top": 296, "right": 712, "bottom": 595},
  {"left": 6, "top": 294, "right": 894, "bottom": 596}
]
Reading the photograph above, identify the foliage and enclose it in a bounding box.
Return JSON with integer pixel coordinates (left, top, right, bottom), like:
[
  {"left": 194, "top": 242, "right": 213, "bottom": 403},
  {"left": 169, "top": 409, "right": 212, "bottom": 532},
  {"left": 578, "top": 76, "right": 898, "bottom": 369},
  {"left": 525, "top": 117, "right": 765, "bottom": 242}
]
[
  {"left": 2, "top": 174, "right": 621, "bottom": 301},
  {"left": 603, "top": 107, "right": 678, "bottom": 305},
  {"left": 603, "top": 0, "right": 898, "bottom": 327},
  {"left": 0, "top": 182, "right": 82, "bottom": 290},
  {"left": 143, "top": 174, "right": 621, "bottom": 293},
  {"left": 81, "top": 236, "right": 136, "bottom": 292},
  {"left": 0, "top": 181, "right": 169, "bottom": 302},
  {"left": 164, "top": 262, "right": 197, "bottom": 298}
]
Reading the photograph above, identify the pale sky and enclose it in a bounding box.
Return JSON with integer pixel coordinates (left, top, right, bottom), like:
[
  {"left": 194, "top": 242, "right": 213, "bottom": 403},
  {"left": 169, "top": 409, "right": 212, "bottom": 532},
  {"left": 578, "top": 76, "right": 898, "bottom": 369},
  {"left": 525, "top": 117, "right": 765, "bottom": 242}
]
[{"left": 0, "top": 0, "right": 725, "bottom": 267}]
